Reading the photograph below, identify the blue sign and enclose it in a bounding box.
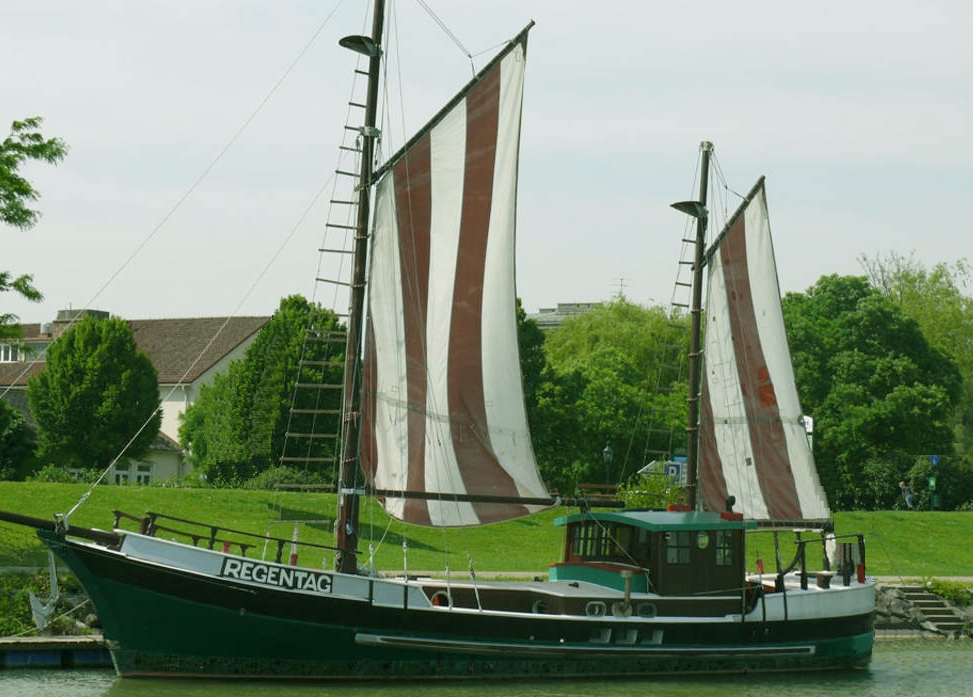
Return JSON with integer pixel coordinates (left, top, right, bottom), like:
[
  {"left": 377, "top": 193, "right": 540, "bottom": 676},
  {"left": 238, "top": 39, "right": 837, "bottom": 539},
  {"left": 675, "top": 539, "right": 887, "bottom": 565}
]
[{"left": 930, "top": 454, "right": 940, "bottom": 466}]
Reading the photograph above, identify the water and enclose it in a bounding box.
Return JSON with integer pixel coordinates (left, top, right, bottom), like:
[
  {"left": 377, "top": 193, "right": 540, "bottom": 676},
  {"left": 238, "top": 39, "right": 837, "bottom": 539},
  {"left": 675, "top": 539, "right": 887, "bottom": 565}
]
[{"left": 2, "top": 641, "right": 970, "bottom": 697}]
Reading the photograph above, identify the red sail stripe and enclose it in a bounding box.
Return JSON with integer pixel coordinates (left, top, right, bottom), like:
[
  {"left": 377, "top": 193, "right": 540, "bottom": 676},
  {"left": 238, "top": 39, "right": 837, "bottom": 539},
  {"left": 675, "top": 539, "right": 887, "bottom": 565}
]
[
  {"left": 391, "top": 137, "right": 434, "bottom": 525},
  {"left": 361, "top": 317, "right": 379, "bottom": 485},
  {"left": 697, "top": 368, "right": 729, "bottom": 513},
  {"left": 448, "top": 60, "right": 528, "bottom": 523},
  {"left": 719, "top": 210, "right": 803, "bottom": 520}
]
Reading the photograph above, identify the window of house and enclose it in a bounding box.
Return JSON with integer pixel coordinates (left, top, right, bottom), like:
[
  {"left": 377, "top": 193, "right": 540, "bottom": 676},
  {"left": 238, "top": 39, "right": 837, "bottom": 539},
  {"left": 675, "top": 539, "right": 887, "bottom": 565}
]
[
  {"left": 0, "top": 344, "right": 20, "bottom": 362},
  {"left": 135, "top": 463, "right": 153, "bottom": 485},
  {"left": 716, "top": 530, "right": 734, "bottom": 566},
  {"left": 665, "top": 531, "right": 691, "bottom": 564},
  {"left": 114, "top": 468, "right": 130, "bottom": 485}
]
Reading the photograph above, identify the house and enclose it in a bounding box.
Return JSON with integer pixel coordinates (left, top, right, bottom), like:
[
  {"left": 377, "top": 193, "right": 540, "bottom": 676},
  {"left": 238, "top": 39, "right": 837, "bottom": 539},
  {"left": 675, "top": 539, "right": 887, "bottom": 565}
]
[
  {"left": 0, "top": 309, "right": 269, "bottom": 484},
  {"left": 527, "top": 302, "right": 601, "bottom": 330}
]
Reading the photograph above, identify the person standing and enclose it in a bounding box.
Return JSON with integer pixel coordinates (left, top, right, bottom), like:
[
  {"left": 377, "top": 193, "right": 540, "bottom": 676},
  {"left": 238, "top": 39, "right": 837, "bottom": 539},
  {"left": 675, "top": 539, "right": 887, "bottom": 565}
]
[{"left": 899, "top": 481, "right": 915, "bottom": 510}]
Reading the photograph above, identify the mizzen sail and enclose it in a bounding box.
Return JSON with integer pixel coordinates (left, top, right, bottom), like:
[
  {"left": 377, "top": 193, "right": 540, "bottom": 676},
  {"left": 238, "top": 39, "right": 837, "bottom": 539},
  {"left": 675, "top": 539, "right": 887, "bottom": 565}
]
[
  {"left": 361, "top": 30, "right": 549, "bottom": 527},
  {"left": 697, "top": 178, "right": 830, "bottom": 523}
]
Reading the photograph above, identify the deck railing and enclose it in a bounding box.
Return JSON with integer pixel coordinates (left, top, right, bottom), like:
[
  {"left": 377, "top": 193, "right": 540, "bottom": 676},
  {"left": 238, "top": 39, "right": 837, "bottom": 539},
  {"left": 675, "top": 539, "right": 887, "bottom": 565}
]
[{"left": 111, "top": 509, "right": 350, "bottom": 565}]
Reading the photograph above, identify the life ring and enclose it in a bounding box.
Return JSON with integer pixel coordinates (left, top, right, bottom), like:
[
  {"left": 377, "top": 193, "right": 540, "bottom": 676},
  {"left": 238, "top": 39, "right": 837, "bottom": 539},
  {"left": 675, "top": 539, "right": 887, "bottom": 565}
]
[
  {"left": 430, "top": 590, "right": 451, "bottom": 608},
  {"left": 585, "top": 601, "right": 607, "bottom": 617}
]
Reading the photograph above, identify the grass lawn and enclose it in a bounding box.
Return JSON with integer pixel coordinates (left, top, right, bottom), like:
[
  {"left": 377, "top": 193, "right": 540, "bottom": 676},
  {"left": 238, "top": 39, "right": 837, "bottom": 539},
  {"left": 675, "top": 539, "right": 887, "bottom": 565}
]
[{"left": 1, "top": 482, "right": 970, "bottom": 578}]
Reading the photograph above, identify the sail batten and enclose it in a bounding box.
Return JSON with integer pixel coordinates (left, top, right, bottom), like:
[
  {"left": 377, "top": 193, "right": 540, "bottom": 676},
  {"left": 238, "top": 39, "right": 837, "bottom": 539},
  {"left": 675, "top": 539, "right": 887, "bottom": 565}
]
[
  {"left": 362, "top": 33, "right": 547, "bottom": 527},
  {"left": 698, "top": 180, "right": 830, "bottom": 523}
]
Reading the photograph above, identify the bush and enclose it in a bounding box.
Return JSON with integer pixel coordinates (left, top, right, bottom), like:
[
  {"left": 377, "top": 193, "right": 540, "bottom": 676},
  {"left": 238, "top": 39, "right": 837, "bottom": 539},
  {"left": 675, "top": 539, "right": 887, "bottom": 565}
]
[
  {"left": 0, "top": 570, "right": 95, "bottom": 636},
  {"left": 926, "top": 578, "right": 973, "bottom": 607},
  {"left": 241, "top": 466, "right": 330, "bottom": 490},
  {"left": 26, "top": 464, "right": 99, "bottom": 484}
]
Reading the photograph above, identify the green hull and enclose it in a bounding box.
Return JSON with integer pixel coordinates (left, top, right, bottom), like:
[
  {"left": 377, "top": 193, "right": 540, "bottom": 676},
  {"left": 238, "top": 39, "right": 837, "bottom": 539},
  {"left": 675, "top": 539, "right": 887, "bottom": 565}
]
[{"left": 42, "top": 532, "right": 873, "bottom": 680}]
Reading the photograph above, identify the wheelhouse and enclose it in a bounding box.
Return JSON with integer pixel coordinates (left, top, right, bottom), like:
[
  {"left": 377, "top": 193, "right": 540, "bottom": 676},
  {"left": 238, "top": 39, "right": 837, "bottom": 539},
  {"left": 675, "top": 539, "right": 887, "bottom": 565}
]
[{"left": 551, "top": 509, "right": 756, "bottom": 596}]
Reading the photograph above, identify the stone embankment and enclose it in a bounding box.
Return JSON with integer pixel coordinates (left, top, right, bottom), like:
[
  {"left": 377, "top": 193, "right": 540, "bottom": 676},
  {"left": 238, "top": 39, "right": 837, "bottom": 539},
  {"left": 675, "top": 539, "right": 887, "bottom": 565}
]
[{"left": 876, "top": 583, "right": 972, "bottom": 639}]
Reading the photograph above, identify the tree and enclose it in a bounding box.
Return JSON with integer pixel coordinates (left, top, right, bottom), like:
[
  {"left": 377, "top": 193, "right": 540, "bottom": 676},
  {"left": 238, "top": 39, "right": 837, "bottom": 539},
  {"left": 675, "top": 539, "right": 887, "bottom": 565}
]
[
  {"left": 180, "top": 296, "right": 343, "bottom": 484},
  {"left": 860, "top": 252, "right": 973, "bottom": 456},
  {"left": 27, "top": 316, "right": 160, "bottom": 470},
  {"left": 530, "top": 299, "right": 688, "bottom": 492},
  {"left": 0, "top": 399, "right": 35, "bottom": 479},
  {"left": 782, "top": 274, "right": 962, "bottom": 509},
  {"left": 1, "top": 117, "right": 68, "bottom": 340}
]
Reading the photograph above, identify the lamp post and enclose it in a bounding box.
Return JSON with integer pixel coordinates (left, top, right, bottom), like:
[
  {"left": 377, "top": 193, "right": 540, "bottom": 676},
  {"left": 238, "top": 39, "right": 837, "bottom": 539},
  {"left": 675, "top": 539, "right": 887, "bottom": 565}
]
[{"left": 603, "top": 441, "right": 614, "bottom": 484}]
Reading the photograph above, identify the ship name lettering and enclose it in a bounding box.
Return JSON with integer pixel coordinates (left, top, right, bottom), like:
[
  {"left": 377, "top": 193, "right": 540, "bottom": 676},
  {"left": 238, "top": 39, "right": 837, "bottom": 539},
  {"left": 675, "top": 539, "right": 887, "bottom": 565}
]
[{"left": 219, "top": 558, "right": 332, "bottom": 593}]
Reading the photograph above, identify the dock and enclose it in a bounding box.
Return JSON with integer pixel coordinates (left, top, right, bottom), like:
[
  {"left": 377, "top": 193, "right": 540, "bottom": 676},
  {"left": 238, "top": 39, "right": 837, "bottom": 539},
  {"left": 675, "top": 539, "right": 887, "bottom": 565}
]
[{"left": 0, "top": 634, "right": 111, "bottom": 669}]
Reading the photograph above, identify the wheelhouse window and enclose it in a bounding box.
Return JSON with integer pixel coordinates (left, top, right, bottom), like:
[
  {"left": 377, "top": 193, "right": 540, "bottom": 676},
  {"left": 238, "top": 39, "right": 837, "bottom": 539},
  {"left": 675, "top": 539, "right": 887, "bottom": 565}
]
[
  {"left": 716, "top": 530, "right": 734, "bottom": 566},
  {"left": 570, "top": 521, "right": 637, "bottom": 562},
  {"left": 665, "top": 531, "right": 691, "bottom": 564}
]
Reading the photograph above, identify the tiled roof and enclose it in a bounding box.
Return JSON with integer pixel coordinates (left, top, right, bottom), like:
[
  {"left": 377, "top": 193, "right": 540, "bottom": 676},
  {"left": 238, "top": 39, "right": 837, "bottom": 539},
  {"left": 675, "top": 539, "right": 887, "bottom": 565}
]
[
  {"left": 0, "top": 316, "right": 269, "bottom": 386},
  {"left": 129, "top": 316, "right": 269, "bottom": 383}
]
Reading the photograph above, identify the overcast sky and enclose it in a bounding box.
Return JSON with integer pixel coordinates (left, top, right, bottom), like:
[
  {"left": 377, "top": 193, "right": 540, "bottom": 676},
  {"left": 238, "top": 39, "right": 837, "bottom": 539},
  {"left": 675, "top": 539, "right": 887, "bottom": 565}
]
[{"left": 5, "top": 0, "right": 972, "bottom": 326}]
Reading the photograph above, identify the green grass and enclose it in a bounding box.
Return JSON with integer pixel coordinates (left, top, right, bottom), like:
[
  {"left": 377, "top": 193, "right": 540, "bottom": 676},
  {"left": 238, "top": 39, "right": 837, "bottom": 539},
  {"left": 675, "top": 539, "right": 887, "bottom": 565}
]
[{"left": 0, "top": 482, "right": 970, "bottom": 578}]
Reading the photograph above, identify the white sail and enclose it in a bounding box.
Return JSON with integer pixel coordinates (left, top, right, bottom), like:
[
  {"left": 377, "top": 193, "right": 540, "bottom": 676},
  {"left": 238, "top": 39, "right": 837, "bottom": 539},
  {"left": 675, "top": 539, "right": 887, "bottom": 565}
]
[
  {"left": 361, "top": 35, "right": 550, "bottom": 527},
  {"left": 697, "top": 179, "right": 830, "bottom": 523}
]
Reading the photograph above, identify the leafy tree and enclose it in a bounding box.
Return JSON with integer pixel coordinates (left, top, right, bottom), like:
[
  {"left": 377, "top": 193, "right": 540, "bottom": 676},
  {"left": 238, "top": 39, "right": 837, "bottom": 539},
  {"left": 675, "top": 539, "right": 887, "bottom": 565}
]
[
  {"left": 530, "top": 299, "right": 688, "bottom": 492},
  {"left": 180, "top": 296, "right": 343, "bottom": 484},
  {"left": 0, "top": 399, "right": 35, "bottom": 479},
  {"left": 1, "top": 117, "right": 68, "bottom": 340},
  {"left": 782, "top": 274, "right": 961, "bottom": 509},
  {"left": 27, "top": 316, "right": 161, "bottom": 470},
  {"left": 861, "top": 252, "right": 973, "bottom": 456}
]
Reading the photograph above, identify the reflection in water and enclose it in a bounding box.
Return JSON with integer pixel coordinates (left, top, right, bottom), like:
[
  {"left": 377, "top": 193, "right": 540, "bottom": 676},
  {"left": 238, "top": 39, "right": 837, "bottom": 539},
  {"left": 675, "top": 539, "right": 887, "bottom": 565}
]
[{"left": 2, "top": 641, "right": 968, "bottom": 697}]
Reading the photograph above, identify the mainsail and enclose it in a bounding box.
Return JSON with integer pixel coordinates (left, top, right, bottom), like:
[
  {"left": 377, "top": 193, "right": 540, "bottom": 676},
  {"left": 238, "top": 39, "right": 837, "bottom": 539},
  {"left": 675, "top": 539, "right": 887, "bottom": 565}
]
[
  {"left": 361, "top": 30, "right": 549, "bottom": 527},
  {"left": 697, "top": 178, "right": 830, "bottom": 524}
]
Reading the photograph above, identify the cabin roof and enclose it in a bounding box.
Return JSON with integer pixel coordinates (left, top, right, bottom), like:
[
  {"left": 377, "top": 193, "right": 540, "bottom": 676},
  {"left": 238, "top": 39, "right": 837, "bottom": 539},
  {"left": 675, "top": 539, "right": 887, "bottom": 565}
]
[{"left": 554, "top": 509, "right": 757, "bottom": 531}]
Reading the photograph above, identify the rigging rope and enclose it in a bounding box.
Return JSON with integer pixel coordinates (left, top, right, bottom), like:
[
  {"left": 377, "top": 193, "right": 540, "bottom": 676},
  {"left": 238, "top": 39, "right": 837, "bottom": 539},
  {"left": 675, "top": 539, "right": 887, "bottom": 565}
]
[{"left": 60, "top": 2, "right": 348, "bottom": 520}]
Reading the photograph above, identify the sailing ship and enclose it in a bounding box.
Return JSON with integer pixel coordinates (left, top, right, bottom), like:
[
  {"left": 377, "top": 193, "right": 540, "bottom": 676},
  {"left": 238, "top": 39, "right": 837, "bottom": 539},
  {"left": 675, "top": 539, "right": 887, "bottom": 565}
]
[{"left": 0, "top": 1, "right": 874, "bottom": 679}]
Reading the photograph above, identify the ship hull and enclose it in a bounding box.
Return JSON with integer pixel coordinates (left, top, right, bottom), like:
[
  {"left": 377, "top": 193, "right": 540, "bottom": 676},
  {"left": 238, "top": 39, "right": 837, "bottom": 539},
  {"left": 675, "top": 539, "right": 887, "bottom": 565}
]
[{"left": 40, "top": 530, "right": 874, "bottom": 679}]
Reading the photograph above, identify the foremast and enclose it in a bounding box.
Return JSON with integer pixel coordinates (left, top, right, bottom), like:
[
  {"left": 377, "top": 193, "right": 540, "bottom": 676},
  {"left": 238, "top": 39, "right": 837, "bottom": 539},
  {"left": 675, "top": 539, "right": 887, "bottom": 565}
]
[
  {"left": 677, "top": 140, "right": 713, "bottom": 511},
  {"left": 335, "top": 0, "right": 386, "bottom": 574}
]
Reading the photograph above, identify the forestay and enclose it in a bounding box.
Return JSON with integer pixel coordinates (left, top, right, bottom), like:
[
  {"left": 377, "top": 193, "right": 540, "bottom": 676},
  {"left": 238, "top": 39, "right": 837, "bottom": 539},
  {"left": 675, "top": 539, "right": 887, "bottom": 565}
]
[
  {"left": 361, "top": 31, "right": 550, "bottom": 527},
  {"left": 697, "top": 179, "right": 830, "bottom": 524}
]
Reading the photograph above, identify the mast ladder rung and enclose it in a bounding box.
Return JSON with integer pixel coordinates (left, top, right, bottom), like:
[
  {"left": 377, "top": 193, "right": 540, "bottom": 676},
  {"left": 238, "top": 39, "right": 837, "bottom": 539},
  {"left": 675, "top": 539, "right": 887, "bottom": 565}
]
[
  {"left": 348, "top": 101, "right": 366, "bottom": 109},
  {"left": 279, "top": 456, "right": 337, "bottom": 464},
  {"left": 329, "top": 199, "right": 357, "bottom": 205},
  {"left": 334, "top": 168, "right": 360, "bottom": 178},
  {"left": 678, "top": 260, "right": 694, "bottom": 266},
  {"left": 315, "top": 277, "right": 352, "bottom": 287},
  {"left": 675, "top": 281, "right": 692, "bottom": 288},
  {"left": 290, "top": 408, "right": 342, "bottom": 415},
  {"left": 284, "top": 432, "right": 338, "bottom": 440},
  {"left": 338, "top": 145, "right": 361, "bottom": 153},
  {"left": 325, "top": 222, "right": 357, "bottom": 231},
  {"left": 294, "top": 383, "right": 342, "bottom": 390},
  {"left": 354, "top": 69, "right": 368, "bottom": 76},
  {"left": 670, "top": 302, "right": 689, "bottom": 308},
  {"left": 300, "top": 360, "right": 344, "bottom": 368},
  {"left": 318, "top": 247, "right": 353, "bottom": 254}
]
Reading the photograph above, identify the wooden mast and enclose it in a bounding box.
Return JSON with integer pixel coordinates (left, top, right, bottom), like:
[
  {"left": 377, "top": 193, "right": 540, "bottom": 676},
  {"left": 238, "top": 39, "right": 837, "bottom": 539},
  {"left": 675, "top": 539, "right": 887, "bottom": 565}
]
[
  {"left": 683, "top": 140, "right": 712, "bottom": 511},
  {"left": 335, "top": 0, "right": 386, "bottom": 574}
]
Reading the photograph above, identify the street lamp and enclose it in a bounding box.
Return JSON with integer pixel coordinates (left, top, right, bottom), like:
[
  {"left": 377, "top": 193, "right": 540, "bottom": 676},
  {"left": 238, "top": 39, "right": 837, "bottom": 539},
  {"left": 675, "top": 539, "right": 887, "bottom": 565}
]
[{"left": 603, "top": 441, "right": 614, "bottom": 484}]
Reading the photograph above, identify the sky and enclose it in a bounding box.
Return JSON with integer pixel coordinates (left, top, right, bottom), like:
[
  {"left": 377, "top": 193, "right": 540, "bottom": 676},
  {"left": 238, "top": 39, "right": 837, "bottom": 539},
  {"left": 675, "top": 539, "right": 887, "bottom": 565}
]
[{"left": 4, "top": 0, "right": 973, "bottom": 326}]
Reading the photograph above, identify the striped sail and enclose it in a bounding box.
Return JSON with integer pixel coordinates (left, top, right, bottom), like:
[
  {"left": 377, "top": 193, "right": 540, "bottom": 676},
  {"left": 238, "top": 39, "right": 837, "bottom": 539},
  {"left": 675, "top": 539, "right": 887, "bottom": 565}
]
[
  {"left": 361, "top": 34, "right": 550, "bottom": 527},
  {"left": 697, "top": 179, "right": 830, "bottom": 524}
]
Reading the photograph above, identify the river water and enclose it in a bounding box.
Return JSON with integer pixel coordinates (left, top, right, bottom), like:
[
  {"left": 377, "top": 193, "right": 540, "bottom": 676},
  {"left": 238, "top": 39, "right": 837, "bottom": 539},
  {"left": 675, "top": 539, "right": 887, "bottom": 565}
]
[{"left": 2, "top": 640, "right": 970, "bottom": 697}]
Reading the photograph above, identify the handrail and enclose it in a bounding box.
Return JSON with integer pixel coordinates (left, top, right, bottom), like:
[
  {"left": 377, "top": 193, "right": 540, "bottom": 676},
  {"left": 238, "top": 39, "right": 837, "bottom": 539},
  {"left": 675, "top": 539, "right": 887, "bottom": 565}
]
[{"left": 112, "top": 509, "right": 353, "bottom": 563}]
